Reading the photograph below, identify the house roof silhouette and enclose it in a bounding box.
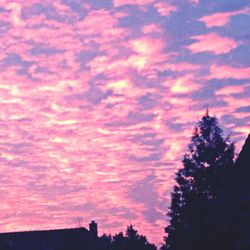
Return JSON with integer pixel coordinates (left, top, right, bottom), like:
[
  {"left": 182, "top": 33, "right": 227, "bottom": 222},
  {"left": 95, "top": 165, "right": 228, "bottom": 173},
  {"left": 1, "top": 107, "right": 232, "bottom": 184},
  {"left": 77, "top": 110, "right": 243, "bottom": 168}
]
[{"left": 0, "top": 221, "right": 98, "bottom": 250}]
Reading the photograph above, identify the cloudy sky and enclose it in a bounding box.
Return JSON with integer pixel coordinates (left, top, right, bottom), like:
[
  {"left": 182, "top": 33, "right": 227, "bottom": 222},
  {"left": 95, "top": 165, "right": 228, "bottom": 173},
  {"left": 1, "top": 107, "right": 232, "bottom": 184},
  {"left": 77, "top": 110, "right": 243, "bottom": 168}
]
[{"left": 0, "top": 0, "right": 249, "bottom": 245}]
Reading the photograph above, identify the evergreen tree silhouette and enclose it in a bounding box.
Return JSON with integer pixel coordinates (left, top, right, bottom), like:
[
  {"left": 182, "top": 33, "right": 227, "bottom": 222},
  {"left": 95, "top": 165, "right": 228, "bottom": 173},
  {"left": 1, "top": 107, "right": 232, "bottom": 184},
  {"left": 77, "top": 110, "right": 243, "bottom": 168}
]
[
  {"left": 112, "top": 232, "right": 126, "bottom": 250},
  {"left": 111, "top": 225, "right": 157, "bottom": 250},
  {"left": 125, "top": 225, "right": 156, "bottom": 250},
  {"left": 98, "top": 234, "right": 112, "bottom": 250},
  {"left": 163, "top": 111, "right": 235, "bottom": 250}
]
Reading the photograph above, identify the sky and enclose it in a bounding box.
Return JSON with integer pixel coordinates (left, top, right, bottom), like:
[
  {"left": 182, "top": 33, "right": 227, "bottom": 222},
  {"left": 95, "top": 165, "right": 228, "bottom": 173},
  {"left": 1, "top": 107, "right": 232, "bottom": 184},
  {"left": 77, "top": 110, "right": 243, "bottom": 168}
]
[{"left": 0, "top": 0, "right": 249, "bottom": 246}]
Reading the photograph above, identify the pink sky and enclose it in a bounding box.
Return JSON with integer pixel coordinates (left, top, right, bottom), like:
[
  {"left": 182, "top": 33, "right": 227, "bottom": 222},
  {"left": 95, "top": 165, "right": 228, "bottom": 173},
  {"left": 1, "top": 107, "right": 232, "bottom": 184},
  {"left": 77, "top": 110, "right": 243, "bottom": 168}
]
[{"left": 0, "top": 0, "right": 249, "bottom": 246}]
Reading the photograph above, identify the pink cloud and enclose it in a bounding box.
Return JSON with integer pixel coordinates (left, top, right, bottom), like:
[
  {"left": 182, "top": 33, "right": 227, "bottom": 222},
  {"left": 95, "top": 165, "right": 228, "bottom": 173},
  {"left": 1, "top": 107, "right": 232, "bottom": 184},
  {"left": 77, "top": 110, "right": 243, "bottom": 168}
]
[
  {"left": 76, "top": 9, "right": 126, "bottom": 40},
  {"left": 199, "top": 7, "right": 250, "bottom": 28},
  {"left": 189, "top": 0, "right": 199, "bottom": 5},
  {"left": 161, "top": 62, "right": 199, "bottom": 72},
  {"left": 234, "top": 124, "right": 250, "bottom": 137},
  {"left": 215, "top": 85, "right": 247, "bottom": 96},
  {"left": 209, "top": 64, "right": 250, "bottom": 79},
  {"left": 127, "top": 36, "right": 166, "bottom": 71},
  {"left": 168, "top": 74, "right": 201, "bottom": 94},
  {"left": 142, "top": 24, "right": 162, "bottom": 34},
  {"left": 154, "top": 2, "right": 177, "bottom": 16},
  {"left": 113, "top": 0, "right": 154, "bottom": 8},
  {"left": 219, "top": 96, "right": 250, "bottom": 107},
  {"left": 6, "top": 2, "right": 24, "bottom": 26},
  {"left": 187, "top": 33, "right": 238, "bottom": 54}
]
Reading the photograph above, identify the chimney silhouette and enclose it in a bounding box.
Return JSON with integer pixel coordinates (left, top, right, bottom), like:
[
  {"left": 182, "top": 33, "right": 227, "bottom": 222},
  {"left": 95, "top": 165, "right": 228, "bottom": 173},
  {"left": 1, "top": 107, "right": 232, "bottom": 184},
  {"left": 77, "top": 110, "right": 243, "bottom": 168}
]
[{"left": 89, "top": 221, "right": 98, "bottom": 239}]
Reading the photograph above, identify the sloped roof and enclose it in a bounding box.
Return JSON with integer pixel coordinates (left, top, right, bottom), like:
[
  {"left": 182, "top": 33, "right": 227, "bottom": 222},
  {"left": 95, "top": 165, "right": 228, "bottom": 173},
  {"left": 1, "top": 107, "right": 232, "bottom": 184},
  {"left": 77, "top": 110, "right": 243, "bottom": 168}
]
[{"left": 0, "top": 227, "right": 92, "bottom": 250}]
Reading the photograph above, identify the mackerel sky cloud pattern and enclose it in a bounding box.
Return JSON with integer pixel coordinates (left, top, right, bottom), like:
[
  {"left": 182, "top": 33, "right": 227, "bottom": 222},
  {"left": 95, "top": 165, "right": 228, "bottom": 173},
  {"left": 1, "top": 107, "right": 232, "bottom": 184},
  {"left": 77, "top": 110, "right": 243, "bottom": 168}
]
[{"left": 0, "top": 0, "right": 249, "bottom": 246}]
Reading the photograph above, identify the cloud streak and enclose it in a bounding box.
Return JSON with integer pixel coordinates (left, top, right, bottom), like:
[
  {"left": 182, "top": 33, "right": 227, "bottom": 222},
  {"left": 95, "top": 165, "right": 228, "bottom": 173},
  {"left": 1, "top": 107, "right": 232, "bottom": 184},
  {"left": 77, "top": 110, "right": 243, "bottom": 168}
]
[
  {"left": 199, "top": 7, "right": 250, "bottom": 28},
  {"left": 187, "top": 33, "right": 238, "bottom": 55}
]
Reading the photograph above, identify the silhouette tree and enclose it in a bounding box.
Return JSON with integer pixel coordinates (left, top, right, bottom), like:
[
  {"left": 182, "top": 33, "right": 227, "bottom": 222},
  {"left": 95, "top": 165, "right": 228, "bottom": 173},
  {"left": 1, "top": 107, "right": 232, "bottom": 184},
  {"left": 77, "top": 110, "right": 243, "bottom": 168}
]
[
  {"left": 111, "top": 225, "right": 157, "bottom": 250},
  {"left": 125, "top": 225, "right": 156, "bottom": 250},
  {"left": 98, "top": 234, "right": 112, "bottom": 250},
  {"left": 163, "top": 111, "right": 235, "bottom": 250}
]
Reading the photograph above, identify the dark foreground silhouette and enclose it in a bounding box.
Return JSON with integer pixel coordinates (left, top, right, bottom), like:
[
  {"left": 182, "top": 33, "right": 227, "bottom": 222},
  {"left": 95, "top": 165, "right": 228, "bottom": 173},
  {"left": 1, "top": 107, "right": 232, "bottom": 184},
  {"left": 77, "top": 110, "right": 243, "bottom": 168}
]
[
  {"left": 0, "top": 222, "right": 156, "bottom": 250},
  {"left": 0, "top": 221, "right": 98, "bottom": 250}
]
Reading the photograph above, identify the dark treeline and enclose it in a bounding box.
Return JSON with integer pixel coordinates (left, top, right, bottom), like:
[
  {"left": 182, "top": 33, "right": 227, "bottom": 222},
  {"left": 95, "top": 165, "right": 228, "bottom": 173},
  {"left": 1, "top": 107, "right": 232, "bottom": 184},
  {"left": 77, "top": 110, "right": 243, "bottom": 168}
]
[{"left": 97, "top": 225, "right": 156, "bottom": 250}]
